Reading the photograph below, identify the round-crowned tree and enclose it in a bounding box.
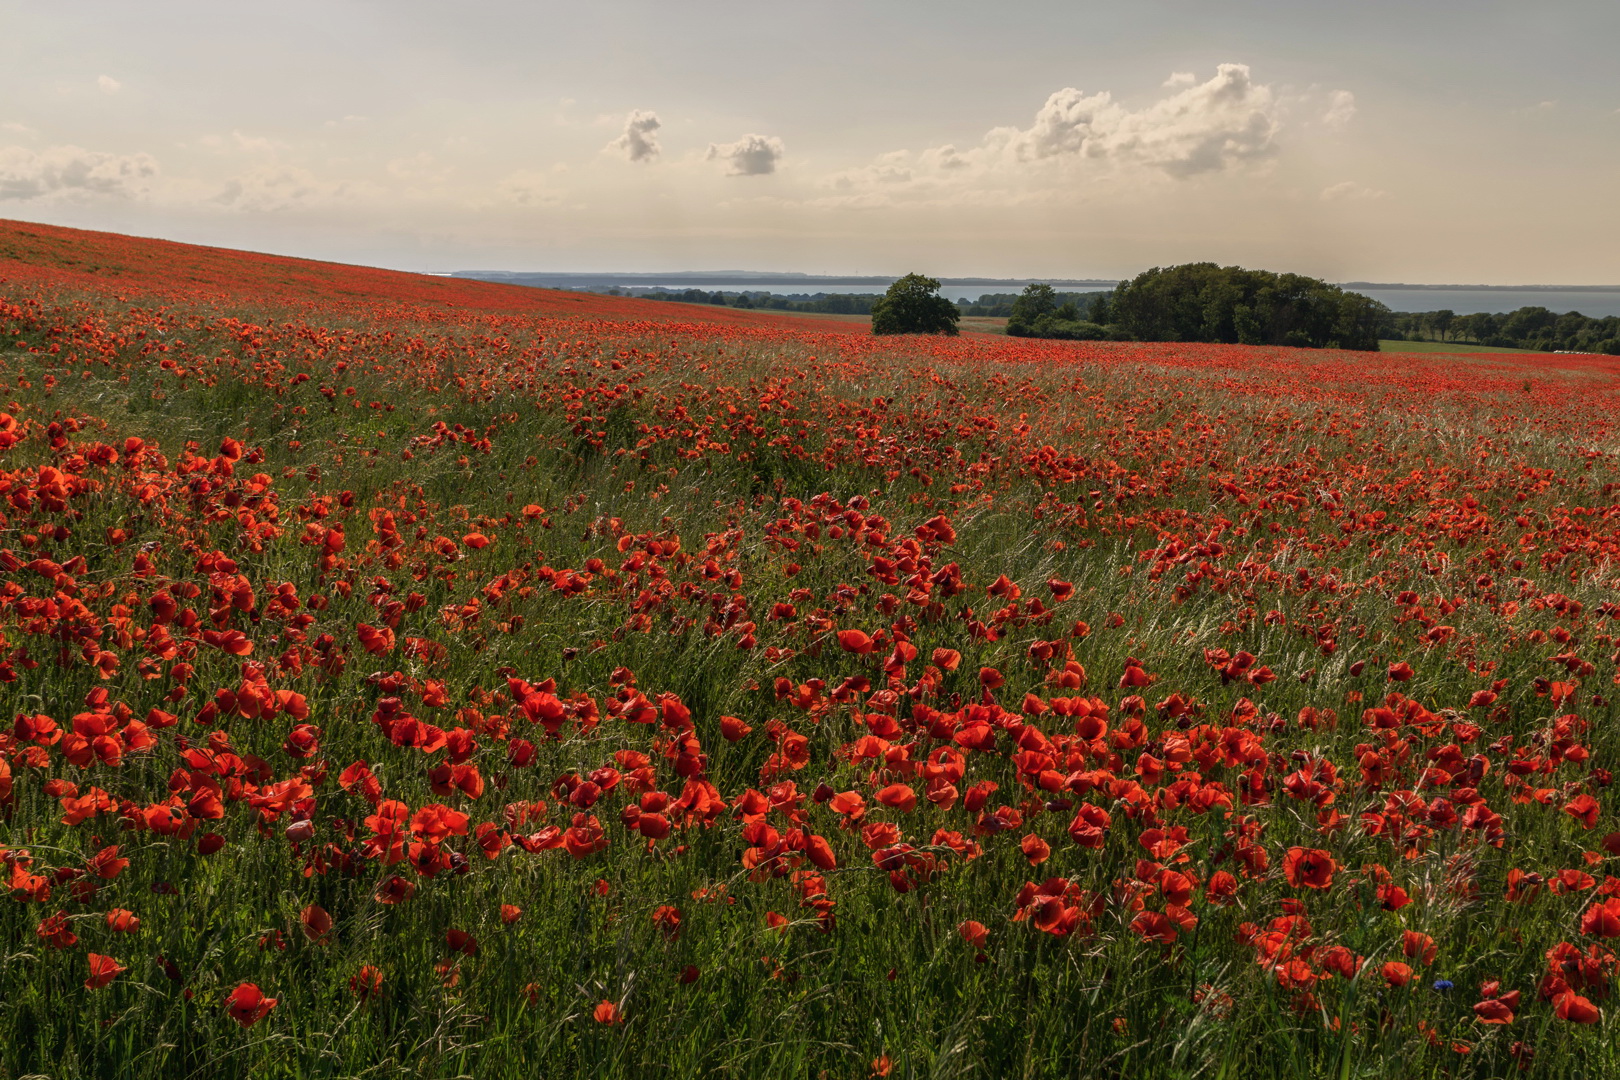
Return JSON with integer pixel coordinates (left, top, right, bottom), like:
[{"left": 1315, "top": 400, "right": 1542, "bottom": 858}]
[{"left": 870, "top": 273, "right": 960, "bottom": 336}]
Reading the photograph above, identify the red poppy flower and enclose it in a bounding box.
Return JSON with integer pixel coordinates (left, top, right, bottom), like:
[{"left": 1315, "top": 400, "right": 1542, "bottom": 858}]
[
  {"left": 300, "top": 903, "right": 333, "bottom": 943},
  {"left": 1282, "top": 847, "right": 1336, "bottom": 889},
  {"left": 1581, "top": 897, "right": 1620, "bottom": 938},
  {"left": 1205, "top": 871, "right": 1239, "bottom": 905},
  {"left": 836, "top": 629, "right": 875, "bottom": 654},
  {"left": 36, "top": 911, "right": 78, "bottom": 949},
  {"left": 374, "top": 875, "right": 416, "bottom": 905},
  {"left": 1402, "top": 930, "right": 1437, "bottom": 966},
  {"left": 958, "top": 920, "right": 988, "bottom": 950},
  {"left": 88, "top": 845, "right": 129, "bottom": 880},
  {"left": 1318, "top": 946, "right": 1362, "bottom": 980},
  {"left": 1131, "top": 911, "right": 1178, "bottom": 944},
  {"left": 351, "top": 965, "right": 384, "bottom": 1001},
  {"left": 105, "top": 908, "right": 140, "bottom": 933},
  {"left": 874, "top": 784, "right": 917, "bottom": 813},
  {"left": 225, "top": 982, "right": 278, "bottom": 1027},
  {"left": 917, "top": 514, "right": 955, "bottom": 544},
  {"left": 1067, "top": 803, "right": 1111, "bottom": 849},
  {"left": 1555, "top": 990, "right": 1601, "bottom": 1024},
  {"left": 1474, "top": 990, "right": 1520, "bottom": 1025},
  {"left": 652, "top": 905, "right": 681, "bottom": 940},
  {"left": 1566, "top": 794, "right": 1602, "bottom": 830},
  {"left": 201, "top": 629, "right": 254, "bottom": 656},
  {"left": 84, "top": 953, "right": 125, "bottom": 989},
  {"left": 805, "top": 834, "right": 837, "bottom": 870},
  {"left": 593, "top": 999, "right": 622, "bottom": 1024}
]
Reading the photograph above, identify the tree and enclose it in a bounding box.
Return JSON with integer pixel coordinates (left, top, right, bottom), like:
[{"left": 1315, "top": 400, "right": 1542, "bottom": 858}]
[
  {"left": 1005, "top": 282, "right": 1115, "bottom": 340},
  {"left": 1109, "top": 263, "right": 1385, "bottom": 350},
  {"left": 871, "top": 273, "right": 960, "bottom": 336},
  {"left": 1431, "top": 309, "right": 1455, "bottom": 342},
  {"left": 1007, "top": 283, "right": 1058, "bottom": 334}
]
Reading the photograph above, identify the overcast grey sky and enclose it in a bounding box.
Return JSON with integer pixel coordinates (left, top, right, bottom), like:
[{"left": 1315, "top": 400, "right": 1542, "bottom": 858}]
[{"left": 2, "top": 1, "right": 1616, "bottom": 282}]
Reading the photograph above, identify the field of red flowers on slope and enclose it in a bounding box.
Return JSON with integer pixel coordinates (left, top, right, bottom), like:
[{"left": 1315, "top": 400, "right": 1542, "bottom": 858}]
[
  {"left": 0, "top": 217, "right": 857, "bottom": 333},
  {"left": 3, "top": 227, "right": 1620, "bottom": 1080}
]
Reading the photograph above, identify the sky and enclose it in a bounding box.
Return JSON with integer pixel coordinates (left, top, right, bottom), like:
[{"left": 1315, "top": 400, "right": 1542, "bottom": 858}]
[{"left": 2, "top": 1, "right": 1617, "bottom": 284}]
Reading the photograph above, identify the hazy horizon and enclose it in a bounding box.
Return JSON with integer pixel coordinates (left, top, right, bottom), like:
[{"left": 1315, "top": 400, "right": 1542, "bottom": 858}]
[{"left": 3, "top": 1, "right": 1616, "bottom": 284}]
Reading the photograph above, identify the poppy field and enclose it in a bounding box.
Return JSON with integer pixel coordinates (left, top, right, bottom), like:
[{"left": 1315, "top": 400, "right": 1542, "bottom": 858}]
[{"left": 7, "top": 220, "right": 1620, "bottom": 1079}]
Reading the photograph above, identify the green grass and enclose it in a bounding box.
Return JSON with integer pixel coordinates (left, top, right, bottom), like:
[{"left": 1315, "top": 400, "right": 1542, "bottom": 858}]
[{"left": 1377, "top": 339, "right": 1541, "bottom": 354}]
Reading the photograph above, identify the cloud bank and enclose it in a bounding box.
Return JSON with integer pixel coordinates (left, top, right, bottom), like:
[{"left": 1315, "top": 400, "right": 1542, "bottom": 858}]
[{"left": 0, "top": 144, "right": 158, "bottom": 200}]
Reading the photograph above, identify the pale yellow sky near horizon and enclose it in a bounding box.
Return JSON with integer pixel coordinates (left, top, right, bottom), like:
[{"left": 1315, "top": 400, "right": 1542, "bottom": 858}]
[{"left": 2, "top": 1, "right": 1617, "bottom": 284}]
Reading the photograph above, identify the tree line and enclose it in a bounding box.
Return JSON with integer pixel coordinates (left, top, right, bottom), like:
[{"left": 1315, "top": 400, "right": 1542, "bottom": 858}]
[
  {"left": 956, "top": 291, "right": 1109, "bottom": 317},
  {"left": 608, "top": 273, "right": 1620, "bottom": 355},
  {"left": 869, "top": 264, "right": 1384, "bottom": 348},
  {"left": 616, "top": 287, "right": 881, "bottom": 315},
  {"left": 1386, "top": 307, "right": 1620, "bottom": 354}
]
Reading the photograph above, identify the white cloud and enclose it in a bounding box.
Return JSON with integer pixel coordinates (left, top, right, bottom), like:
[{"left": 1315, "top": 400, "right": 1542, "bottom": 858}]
[
  {"left": 1323, "top": 90, "right": 1356, "bottom": 129},
  {"left": 0, "top": 144, "right": 157, "bottom": 200},
  {"left": 1, "top": 121, "right": 34, "bottom": 136},
  {"left": 607, "top": 109, "right": 661, "bottom": 163},
  {"left": 801, "top": 64, "right": 1318, "bottom": 215},
  {"left": 1163, "top": 72, "right": 1196, "bottom": 89},
  {"left": 97, "top": 75, "right": 122, "bottom": 95},
  {"left": 994, "top": 63, "right": 1280, "bottom": 178},
  {"left": 706, "top": 133, "right": 785, "bottom": 176},
  {"left": 1320, "top": 180, "right": 1387, "bottom": 201}
]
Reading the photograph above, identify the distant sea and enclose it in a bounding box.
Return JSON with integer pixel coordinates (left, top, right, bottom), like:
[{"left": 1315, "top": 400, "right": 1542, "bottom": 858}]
[
  {"left": 1344, "top": 286, "right": 1620, "bottom": 317},
  {"left": 451, "top": 272, "right": 1117, "bottom": 305},
  {"left": 451, "top": 272, "right": 1620, "bottom": 316},
  {"left": 601, "top": 282, "right": 1039, "bottom": 303},
  {"left": 588, "top": 282, "right": 1052, "bottom": 303}
]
